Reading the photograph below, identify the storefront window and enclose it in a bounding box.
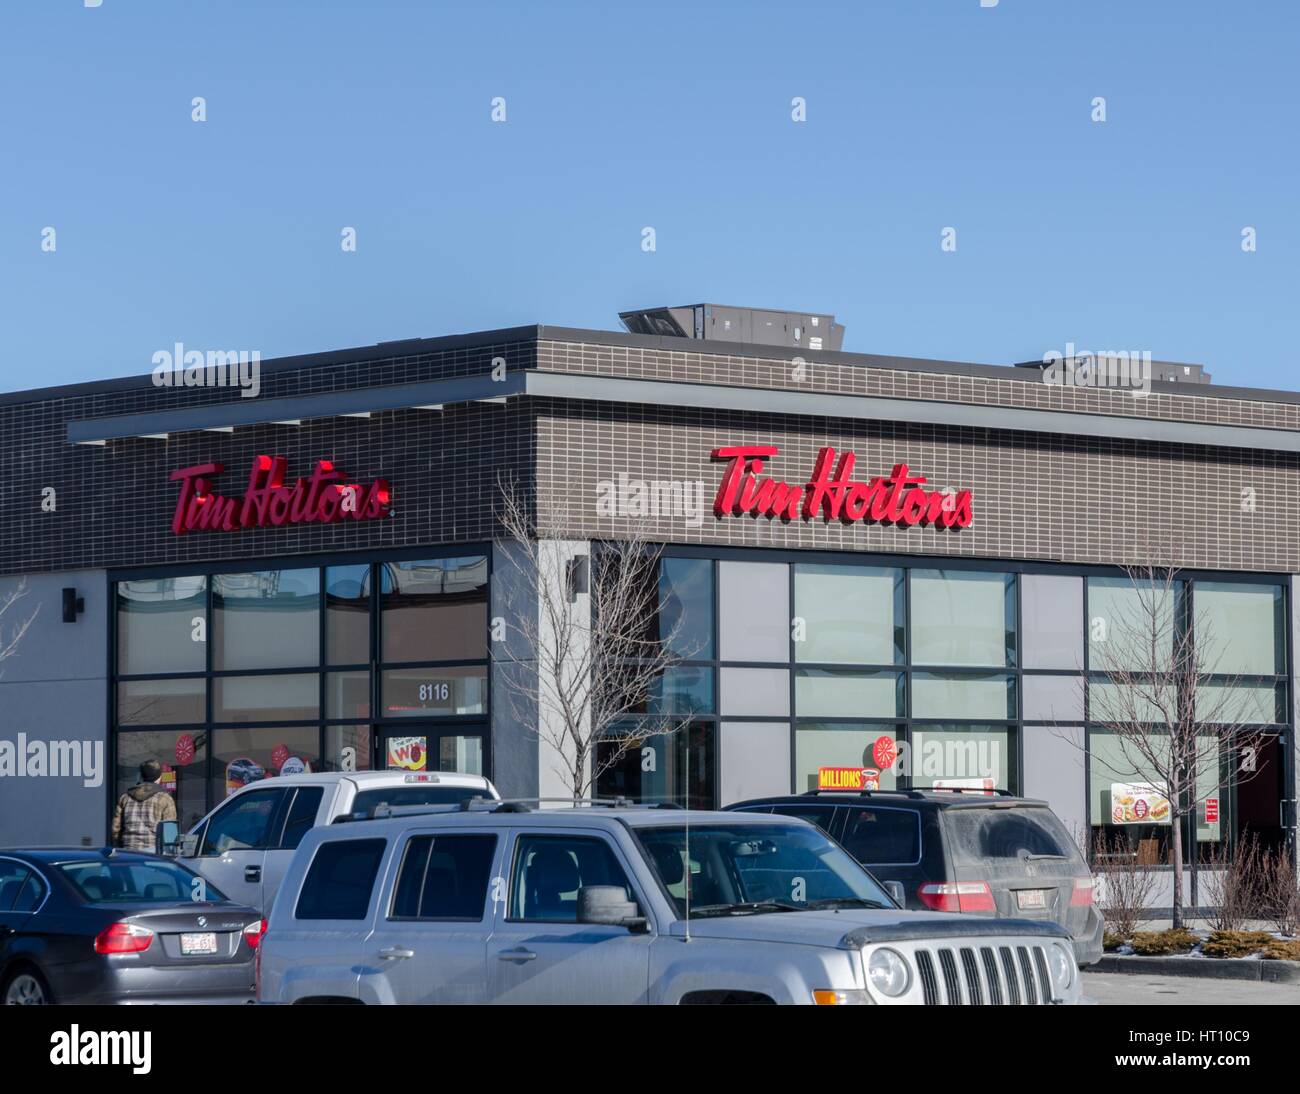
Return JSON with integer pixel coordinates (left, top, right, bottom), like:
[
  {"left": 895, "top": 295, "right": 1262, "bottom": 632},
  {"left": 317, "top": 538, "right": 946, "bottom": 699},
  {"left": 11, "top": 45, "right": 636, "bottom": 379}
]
[
  {"left": 1087, "top": 726, "right": 1225, "bottom": 862},
  {"left": 326, "top": 670, "right": 371, "bottom": 719},
  {"left": 115, "top": 729, "right": 208, "bottom": 830},
  {"left": 326, "top": 564, "right": 371, "bottom": 665},
  {"left": 647, "top": 666, "right": 715, "bottom": 716},
  {"left": 440, "top": 735, "right": 485, "bottom": 775},
  {"left": 596, "top": 720, "right": 714, "bottom": 809},
  {"left": 1195, "top": 682, "right": 1283, "bottom": 725},
  {"left": 795, "top": 564, "right": 902, "bottom": 665},
  {"left": 381, "top": 556, "right": 487, "bottom": 662},
  {"left": 117, "top": 677, "right": 206, "bottom": 725},
  {"left": 794, "top": 723, "right": 900, "bottom": 793},
  {"left": 213, "top": 673, "right": 320, "bottom": 723},
  {"left": 115, "top": 552, "right": 492, "bottom": 819},
  {"left": 1194, "top": 582, "right": 1284, "bottom": 675},
  {"left": 657, "top": 557, "right": 714, "bottom": 660},
  {"left": 1088, "top": 681, "right": 1170, "bottom": 724},
  {"left": 910, "top": 570, "right": 1015, "bottom": 667},
  {"left": 912, "top": 672, "right": 1015, "bottom": 720},
  {"left": 381, "top": 665, "right": 487, "bottom": 717},
  {"left": 323, "top": 725, "right": 372, "bottom": 773},
  {"left": 910, "top": 724, "right": 1015, "bottom": 792},
  {"left": 1088, "top": 576, "right": 1176, "bottom": 671},
  {"left": 209, "top": 726, "right": 322, "bottom": 802},
  {"left": 117, "top": 577, "right": 207, "bottom": 675},
  {"left": 213, "top": 569, "right": 320, "bottom": 671},
  {"left": 795, "top": 669, "right": 902, "bottom": 718}
]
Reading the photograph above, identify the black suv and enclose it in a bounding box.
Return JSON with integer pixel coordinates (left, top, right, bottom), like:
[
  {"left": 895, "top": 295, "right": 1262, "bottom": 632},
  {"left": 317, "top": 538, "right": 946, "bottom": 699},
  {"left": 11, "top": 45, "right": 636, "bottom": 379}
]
[{"left": 726, "top": 789, "right": 1103, "bottom": 966}]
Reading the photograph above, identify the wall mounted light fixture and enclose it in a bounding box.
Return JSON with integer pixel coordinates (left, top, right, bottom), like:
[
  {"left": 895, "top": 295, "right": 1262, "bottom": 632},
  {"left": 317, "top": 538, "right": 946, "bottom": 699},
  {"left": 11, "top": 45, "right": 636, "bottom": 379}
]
[{"left": 62, "top": 587, "right": 85, "bottom": 623}]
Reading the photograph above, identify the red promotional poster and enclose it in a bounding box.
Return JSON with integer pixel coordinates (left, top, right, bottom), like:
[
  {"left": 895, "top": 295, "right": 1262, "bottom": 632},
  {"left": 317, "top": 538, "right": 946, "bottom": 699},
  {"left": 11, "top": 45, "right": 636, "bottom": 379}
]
[
  {"left": 1205, "top": 798, "right": 1220, "bottom": 823},
  {"left": 271, "top": 743, "right": 290, "bottom": 770},
  {"left": 174, "top": 734, "right": 196, "bottom": 766},
  {"left": 872, "top": 736, "right": 897, "bottom": 771},
  {"left": 817, "top": 767, "right": 865, "bottom": 791},
  {"left": 387, "top": 737, "right": 427, "bottom": 772}
]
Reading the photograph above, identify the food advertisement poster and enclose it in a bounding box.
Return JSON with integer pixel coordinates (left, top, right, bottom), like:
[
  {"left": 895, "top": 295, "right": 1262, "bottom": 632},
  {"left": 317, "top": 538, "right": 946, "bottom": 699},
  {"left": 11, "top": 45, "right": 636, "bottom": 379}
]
[
  {"left": 1110, "top": 782, "right": 1171, "bottom": 825},
  {"left": 387, "top": 736, "right": 427, "bottom": 771},
  {"left": 818, "top": 766, "right": 879, "bottom": 791}
]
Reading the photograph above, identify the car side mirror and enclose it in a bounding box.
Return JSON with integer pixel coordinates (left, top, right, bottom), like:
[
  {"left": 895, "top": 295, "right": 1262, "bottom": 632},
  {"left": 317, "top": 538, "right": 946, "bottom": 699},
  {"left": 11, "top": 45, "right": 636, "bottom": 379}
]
[
  {"left": 156, "top": 820, "right": 180, "bottom": 856},
  {"left": 883, "top": 881, "right": 906, "bottom": 907},
  {"left": 577, "top": 885, "right": 647, "bottom": 933},
  {"left": 156, "top": 821, "right": 198, "bottom": 858}
]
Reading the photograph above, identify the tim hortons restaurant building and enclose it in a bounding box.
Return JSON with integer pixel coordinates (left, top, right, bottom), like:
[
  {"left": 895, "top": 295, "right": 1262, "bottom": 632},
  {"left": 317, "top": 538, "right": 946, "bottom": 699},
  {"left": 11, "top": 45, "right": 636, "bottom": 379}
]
[{"left": 1, "top": 304, "right": 1297, "bottom": 895}]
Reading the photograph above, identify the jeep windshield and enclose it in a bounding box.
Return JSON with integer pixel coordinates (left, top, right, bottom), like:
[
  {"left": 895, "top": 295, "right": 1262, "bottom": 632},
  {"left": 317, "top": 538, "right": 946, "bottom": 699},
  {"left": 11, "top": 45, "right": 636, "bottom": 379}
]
[{"left": 633, "top": 822, "right": 894, "bottom": 918}]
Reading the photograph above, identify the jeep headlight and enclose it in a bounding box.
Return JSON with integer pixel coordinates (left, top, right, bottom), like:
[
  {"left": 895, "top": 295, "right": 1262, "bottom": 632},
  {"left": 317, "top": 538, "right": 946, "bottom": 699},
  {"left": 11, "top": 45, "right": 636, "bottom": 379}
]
[
  {"left": 1048, "top": 942, "right": 1074, "bottom": 994},
  {"left": 866, "top": 948, "right": 911, "bottom": 998}
]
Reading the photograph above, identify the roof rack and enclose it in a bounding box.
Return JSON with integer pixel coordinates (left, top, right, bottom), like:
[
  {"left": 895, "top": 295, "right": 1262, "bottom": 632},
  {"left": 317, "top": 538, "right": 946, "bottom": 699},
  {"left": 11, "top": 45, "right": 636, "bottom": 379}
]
[
  {"left": 332, "top": 796, "right": 684, "bottom": 823},
  {"left": 799, "top": 787, "right": 1015, "bottom": 800}
]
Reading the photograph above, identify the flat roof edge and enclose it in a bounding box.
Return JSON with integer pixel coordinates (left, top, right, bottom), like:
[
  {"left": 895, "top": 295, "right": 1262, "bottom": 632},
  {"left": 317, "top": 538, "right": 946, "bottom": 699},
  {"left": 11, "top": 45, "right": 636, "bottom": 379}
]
[
  {"left": 5, "top": 323, "right": 1297, "bottom": 412},
  {"left": 0, "top": 325, "right": 544, "bottom": 409}
]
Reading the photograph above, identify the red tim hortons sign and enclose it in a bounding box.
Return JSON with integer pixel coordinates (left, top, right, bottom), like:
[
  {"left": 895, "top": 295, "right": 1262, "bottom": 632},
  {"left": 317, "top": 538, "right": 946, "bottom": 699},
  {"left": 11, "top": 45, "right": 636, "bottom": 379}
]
[
  {"left": 170, "top": 455, "right": 392, "bottom": 535},
  {"left": 712, "top": 444, "right": 973, "bottom": 530}
]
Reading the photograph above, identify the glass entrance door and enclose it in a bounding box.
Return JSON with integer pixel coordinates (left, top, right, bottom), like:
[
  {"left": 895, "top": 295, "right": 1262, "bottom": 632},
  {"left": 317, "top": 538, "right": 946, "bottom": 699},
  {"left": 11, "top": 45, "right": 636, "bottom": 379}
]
[
  {"left": 1234, "top": 734, "right": 1286, "bottom": 856},
  {"left": 377, "top": 726, "right": 486, "bottom": 777}
]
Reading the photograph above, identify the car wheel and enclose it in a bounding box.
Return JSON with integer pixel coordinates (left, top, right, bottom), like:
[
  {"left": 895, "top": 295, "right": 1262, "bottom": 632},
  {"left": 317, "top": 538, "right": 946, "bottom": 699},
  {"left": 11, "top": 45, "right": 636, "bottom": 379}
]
[{"left": 3, "top": 967, "right": 52, "bottom": 1005}]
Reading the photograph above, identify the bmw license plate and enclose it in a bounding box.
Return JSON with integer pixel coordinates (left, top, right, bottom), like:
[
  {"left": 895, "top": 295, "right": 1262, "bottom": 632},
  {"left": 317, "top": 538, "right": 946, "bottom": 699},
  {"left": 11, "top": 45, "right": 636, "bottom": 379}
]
[
  {"left": 1015, "top": 889, "right": 1048, "bottom": 911},
  {"left": 180, "top": 932, "right": 218, "bottom": 955}
]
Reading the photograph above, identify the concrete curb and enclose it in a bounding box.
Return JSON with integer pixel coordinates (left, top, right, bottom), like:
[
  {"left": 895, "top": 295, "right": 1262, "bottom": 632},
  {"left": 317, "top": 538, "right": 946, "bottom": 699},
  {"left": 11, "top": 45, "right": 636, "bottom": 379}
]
[{"left": 1093, "top": 955, "right": 1300, "bottom": 983}]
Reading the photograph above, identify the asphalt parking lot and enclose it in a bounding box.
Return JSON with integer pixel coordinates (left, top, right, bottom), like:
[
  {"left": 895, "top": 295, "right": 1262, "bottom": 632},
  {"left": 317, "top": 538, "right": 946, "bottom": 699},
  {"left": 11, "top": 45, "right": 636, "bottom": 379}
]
[{"left": 1083, "top": 972, "right": 1300, "bottom": 1005}]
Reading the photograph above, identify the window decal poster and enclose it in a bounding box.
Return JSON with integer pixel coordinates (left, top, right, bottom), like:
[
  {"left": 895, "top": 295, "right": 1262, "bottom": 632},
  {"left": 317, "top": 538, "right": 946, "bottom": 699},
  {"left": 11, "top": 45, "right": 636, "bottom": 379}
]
[
  {"left": 387, "top": 736, "right": 427, "bottom": 771},
  {"left": 225, "top": 757, "right": 265, "bottom": 796},
  {"left": 1110, "top": 782, "right": 1171, "bottom": 825}
]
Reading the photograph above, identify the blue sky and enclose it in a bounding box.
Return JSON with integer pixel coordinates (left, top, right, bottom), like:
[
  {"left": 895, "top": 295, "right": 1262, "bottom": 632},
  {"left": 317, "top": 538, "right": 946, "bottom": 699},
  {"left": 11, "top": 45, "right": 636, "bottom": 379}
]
[{"left": 1, "top": 0, "right": 1296, "bottom": 394}]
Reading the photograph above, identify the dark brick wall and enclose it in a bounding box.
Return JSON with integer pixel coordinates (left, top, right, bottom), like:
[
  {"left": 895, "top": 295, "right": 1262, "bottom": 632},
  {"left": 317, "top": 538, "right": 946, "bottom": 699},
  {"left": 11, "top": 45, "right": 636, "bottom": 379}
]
[
  {"left": 3, "top": 331, "right": 1297, "bottom": 578},
  {"left": 536, "top": 400, "right": 1299, "bottom": 573},
  {"left": 537, "top": 339, "right": 1300, "bottom": 430},
  {"left": 0, "top": 342, "right": 535, "bottom": 576}
]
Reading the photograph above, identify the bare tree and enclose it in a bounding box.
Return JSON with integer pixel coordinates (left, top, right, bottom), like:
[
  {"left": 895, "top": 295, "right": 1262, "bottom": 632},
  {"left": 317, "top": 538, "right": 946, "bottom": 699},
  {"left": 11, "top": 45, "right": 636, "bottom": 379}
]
[
  {"left": 1085, "top": 828, "right": 1159, "bottom": 938},
  {"left": 1086, "top": 560, "right": 1267, "bottom": 929},
  {"left": 493, "top": 474, "right": 698, "bottom": 803},
  {"left": 1202, "top": 834, "right": 1268, "bottom": 931},
  {"left": 0, "top": 579, "right": 37, "bottom": 672}
]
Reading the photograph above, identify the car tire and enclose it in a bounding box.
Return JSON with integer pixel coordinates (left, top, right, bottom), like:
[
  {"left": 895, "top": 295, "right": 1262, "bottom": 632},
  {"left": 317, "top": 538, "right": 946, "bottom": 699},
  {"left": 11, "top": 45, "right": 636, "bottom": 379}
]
[{"left": 3, "top": 965, "right": 54, "bottom": 1006}]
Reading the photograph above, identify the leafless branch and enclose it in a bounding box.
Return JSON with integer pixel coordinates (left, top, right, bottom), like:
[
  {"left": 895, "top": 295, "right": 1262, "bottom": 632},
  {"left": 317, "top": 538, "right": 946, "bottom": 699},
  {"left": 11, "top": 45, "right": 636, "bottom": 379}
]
[
  {"left": 1084, "top": 555, "right": 1268, "bottom": 928},
  {"left": 493, "top": 473, "right": 700, "bottom": 801},
  {"left": 0, "top": 580, "right": 38, "bottom": 671}
]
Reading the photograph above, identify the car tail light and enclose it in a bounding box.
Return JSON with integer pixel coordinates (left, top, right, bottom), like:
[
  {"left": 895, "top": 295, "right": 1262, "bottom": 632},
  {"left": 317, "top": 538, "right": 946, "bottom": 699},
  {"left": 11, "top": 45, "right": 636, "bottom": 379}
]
[
  {"left": 94, "top": 921, "right": 155, "bottom": 954},
  {"left": 917, "top": 881, "right": 995, "bottom": 913},
  {"left": 1071, "top": 877, "right": 1096, "bottom": 906},
  {"left": 243, "top": 919, "right": 268, "bottom": 950}
]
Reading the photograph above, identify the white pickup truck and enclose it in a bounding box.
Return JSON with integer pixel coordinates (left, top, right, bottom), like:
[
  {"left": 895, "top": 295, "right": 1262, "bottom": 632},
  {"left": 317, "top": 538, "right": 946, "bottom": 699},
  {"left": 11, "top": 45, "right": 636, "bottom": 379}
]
[{"left": 171, "top": 771, "right": 499, "bottom": 915}]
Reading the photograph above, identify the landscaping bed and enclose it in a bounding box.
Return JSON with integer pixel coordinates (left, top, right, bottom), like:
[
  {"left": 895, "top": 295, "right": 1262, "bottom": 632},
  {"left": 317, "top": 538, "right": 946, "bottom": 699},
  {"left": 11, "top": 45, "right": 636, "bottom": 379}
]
[{"left": 1094, "top": 928, "right": 1300, "bottom": 980}]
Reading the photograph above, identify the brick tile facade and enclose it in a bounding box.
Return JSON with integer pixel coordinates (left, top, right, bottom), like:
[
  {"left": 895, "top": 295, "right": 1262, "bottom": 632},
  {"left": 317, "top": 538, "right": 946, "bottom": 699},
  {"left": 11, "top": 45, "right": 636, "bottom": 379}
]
[{"left": 2, "top": 330, "right": 1296, "bottom": 577}]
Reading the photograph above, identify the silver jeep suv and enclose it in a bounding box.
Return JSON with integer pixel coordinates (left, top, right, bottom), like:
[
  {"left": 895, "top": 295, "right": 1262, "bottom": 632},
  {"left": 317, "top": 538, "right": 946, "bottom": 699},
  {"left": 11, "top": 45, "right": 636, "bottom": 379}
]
[{"left": 257, "top": 803, "right": 1081, "bottom": 1005}]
